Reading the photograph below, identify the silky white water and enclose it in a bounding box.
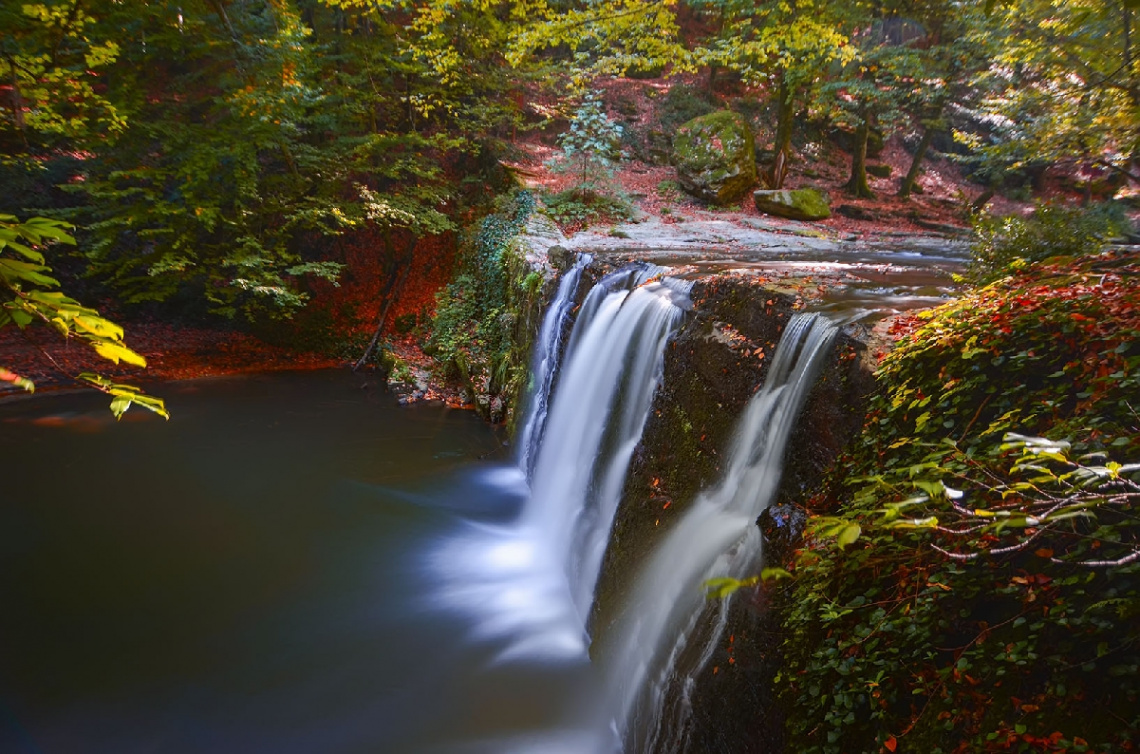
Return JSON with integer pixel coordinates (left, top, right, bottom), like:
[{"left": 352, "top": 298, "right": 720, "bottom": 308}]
[
  {"left": 424, "top": 266, "right": 834, "bottom": 753},
  {"left": 426, "top": 262, "right": 687, "bottom": 664},
  {"left": 516, "top": 253, "right": 591, "bottom": 478},
  {"left": 595, "top": 313, "right": 838, "bottom": 752}
]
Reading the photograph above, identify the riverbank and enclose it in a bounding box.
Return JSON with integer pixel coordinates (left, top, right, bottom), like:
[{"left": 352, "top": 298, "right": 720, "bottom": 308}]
[{"left": 0, "top": 322, "right": 344, "bottom": 401}]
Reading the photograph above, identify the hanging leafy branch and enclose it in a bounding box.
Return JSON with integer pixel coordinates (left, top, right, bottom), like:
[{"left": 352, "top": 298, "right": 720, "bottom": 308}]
[
  {"left": 863, "top": 433, "right": 1140, "bottom": 568},
  {"left": 0, "top": 214, "right": 167, "bottom": 419}
]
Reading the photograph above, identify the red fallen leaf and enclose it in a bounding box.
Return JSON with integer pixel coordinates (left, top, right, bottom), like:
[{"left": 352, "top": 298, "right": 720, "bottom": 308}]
[
  {"left": 884, "top": 735, "right": 898, "bottom": 752},
  {"left": 1034, "top": 548, "right": 1054, "bottom": 558}
]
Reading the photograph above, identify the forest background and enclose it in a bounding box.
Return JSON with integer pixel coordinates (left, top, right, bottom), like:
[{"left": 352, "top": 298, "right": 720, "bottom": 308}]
[{"left": 2, "top": 1, "right": 1138, "bottom": 750}]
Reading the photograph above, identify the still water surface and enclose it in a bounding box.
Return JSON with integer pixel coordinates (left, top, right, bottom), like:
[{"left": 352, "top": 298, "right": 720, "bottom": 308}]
[{"left": 0, "top": 370, "right": 595, "bottom": 753}]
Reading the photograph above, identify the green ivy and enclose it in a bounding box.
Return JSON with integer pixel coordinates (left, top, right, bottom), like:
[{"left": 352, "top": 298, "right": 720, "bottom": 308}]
[
  {"left": 778, "top": 250, "right": 1140, "bottom": 753},
  {"left": 427, "top": 190, "right": 545, "bottom": 425}
]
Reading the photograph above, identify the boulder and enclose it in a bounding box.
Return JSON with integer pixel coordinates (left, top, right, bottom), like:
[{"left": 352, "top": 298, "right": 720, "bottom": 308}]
[
  {"left": 672, "top": 111, "right": 757, "bottom": 205},
  {"left": 867, "top": 163, "right": 892, "bottom": 178},
  {"left": 752, "top": 188, "right": 831, "bottom": 221}
]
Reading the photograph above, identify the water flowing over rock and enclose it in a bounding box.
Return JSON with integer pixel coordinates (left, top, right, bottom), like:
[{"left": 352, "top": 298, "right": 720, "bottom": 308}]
[
  {"left": 516, "top": 253, "right": 591, "bottom": 478},
  {"left": 428, "top": 264, "right": 690, "bottom": 686},
  {"left": 596, "top": 313, "right": 838, "bottom": 752},
  {"left": 672, "top": 111, "right": 757, "bottom": 205},
  {"left": 525, "top": 265, "right": 692, "bottom": 624}
]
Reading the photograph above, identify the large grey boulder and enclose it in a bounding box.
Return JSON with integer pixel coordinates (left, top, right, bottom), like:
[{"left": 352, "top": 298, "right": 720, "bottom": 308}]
[
  {"left": 752, "top": 188, "right": 832, "bottom": 221},
  {"left": 672, "top": 111, "right": 757, "bottom": 205}
]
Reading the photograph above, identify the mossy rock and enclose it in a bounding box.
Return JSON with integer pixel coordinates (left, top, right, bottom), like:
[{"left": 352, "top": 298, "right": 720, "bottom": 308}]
[
  {"left": 867, "top": 163, "right": 892, "bottom": 178},
  {"left": 672, "top": 111, "right": 757, "bottom": 205},
  {"left": 752, "top": 188, "right": 831, "bottom": 221}
]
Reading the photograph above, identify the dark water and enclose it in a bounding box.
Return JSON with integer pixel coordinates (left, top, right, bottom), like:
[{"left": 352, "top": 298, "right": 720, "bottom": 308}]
[{"left": 0, "top": 371, "right": 595, "bottom": 754}]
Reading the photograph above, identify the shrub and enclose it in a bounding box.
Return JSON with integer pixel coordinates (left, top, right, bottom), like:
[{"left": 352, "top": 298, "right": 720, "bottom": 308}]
[
  {"left": 426, "top": 190, "right": 547, "bottom": 423},
  {"left": 542, "top": 188, "right": 632, "bottom": 230},
  {"left": 779, "top": 251, "right": 1140, "bottom": 753},
  {"left": 548, "top": 90, "right": 624, "bottom": 192},
  {"left": 968, "top": 203, "right": 1126, "bottom": 284}
]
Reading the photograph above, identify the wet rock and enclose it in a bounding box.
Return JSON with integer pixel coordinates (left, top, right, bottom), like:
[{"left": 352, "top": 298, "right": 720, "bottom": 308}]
[
  {"left": 673, "top": 111, "right": 758, "bottom": 205},
  {"left": 758, "top": 503, "right": 808, "bottom": 558},
  {"left": 547, "top": 244, "right": 576, "bottom": 270},
  {"left": 591, "top": 272, "right": 878, "bottom": 754},
  {"left": 911, "top": 217, "right": 969, "bottom": 236},
  {"left": 489, "top": 396, "right": 505, "bottom": 423},
  {"left": 753, "top": 188, "right": 831, "bottom": 221}
]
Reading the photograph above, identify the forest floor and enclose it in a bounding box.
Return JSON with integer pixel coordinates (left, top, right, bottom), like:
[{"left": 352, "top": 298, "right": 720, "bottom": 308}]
[{"left": 503, "top": 74, "right": 1027, "bottom": 242}]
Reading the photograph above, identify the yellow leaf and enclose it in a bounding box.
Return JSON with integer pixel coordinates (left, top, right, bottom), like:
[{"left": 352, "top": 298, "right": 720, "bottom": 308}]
[{"left": 93, "top": 340, "right": 147, "bottom": 367}]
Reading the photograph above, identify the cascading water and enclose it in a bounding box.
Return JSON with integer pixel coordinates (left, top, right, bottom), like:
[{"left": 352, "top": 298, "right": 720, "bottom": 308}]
[
  {"left": 516, "top": 253, "right": 591, "bottom": 478},
  {"left": 425, "top": 261, "right": 835, "bottom": 753},
  {"left": 594, "top": 313, "right": 838, "bottom": 752},
  {"left": 427, "top": 262, "right": 689, "bottom": 669},
  {"left": 525, "top": 268, "right": 691, "bottom": 624}
]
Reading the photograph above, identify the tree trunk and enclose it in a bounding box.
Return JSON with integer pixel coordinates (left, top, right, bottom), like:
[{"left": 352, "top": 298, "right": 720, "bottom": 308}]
[
  {"left": 354, "top": 253, "right": 414, "bottom": 372},
  {"left": 844, "top": 120, "right": 875, "bottom": 199},
  {"left": 4, "top": 55, "right": 28, "bottom": 147},
  {"left": 769, "top": 75, "right": 793, "bottom": 189},
  {"left": 898, "top": 125, "right": 935, "bottom": 198},
  {"left": 1124, "top": 4, "right": 1139, "bottom": 107},
  {"left": 969, "top": 187, "right": 995, "bottom": 214}
]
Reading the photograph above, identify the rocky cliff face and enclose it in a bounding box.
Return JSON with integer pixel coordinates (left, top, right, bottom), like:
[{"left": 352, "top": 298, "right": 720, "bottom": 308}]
[{"left": 585, "top": 267, "right": 878, "bottom": 752}]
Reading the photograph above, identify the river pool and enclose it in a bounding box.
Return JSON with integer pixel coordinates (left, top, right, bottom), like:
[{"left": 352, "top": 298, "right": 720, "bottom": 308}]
[{"left": 0, "top": 370, "right": 599, "bottom": 754}]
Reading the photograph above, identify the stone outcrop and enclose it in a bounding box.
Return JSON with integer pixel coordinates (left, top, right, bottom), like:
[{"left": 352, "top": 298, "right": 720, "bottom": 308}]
[
  {"left": 753, "top": 188, "right": 832, "bottom": 221},
  {"left": 672, "top": 111, "right": 757, "bottom": 205}
]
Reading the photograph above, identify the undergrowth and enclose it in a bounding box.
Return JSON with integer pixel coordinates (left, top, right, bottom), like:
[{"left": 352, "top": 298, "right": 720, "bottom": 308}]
[
  {"left": 778, "top": 247, "right": 1140, "bottom": 753},
  {"left": 426, "top": 190, "right": 546, "bottom": 423}
]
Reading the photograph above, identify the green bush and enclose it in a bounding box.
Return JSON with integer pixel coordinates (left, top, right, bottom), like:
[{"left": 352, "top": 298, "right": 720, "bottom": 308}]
[
  {"left": 548, "top": 90, "right": 624, "bottom": 192},
  {"left": 968, "top": 203, "right": 1128, "bottom": 284},
  {"left": 426, "top": 190, "right": 547, "bottom": 424},
  {"left": 542, "top": 188, "right": 632, "bottom": 229}
]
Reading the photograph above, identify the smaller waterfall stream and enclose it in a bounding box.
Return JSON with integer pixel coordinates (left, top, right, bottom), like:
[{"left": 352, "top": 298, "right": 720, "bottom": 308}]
[{"left": 596, "top": 313, "right": 838, "bottom": 752}]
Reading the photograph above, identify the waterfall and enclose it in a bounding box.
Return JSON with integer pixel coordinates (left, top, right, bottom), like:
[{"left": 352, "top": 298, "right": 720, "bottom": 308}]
[
  {"left": 524, "top": 266, "right": 689, "bottom": 625},
  {"left": 427, "top": 263, "right": 689, "bottom": 670},
  {"left": 516, "top": 253, "right": 591, "bottom": 478},
  {"left": 425, "top": 263, "right": 834, "bottom": 754},
  {"left": 595, "top": 313, "right": 838, "bottom": 752}
]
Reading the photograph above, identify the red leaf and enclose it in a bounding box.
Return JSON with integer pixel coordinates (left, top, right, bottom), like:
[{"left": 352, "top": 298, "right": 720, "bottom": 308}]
[{"left": 885, "top": 735, "right": 898, "bottom": 752}]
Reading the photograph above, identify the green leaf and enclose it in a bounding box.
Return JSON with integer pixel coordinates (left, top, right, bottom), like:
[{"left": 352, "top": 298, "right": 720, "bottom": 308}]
[
  {"left": 837, "top": 523, "right": 862, "bottom": 549},
  {"left": 760, "top": 567, "right": 794, "bottom": 582},
  {"left": 704, "top": 575, "right": 760, "bottom": 599},
  {"left": 0, "top": 259, "right": 60, "bottom": 287},
  {"left": 109, "top": 395, "right": 133, "bottom": 419}
]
